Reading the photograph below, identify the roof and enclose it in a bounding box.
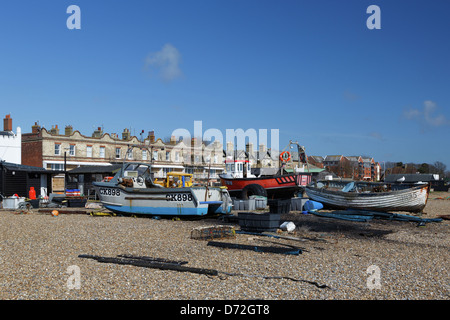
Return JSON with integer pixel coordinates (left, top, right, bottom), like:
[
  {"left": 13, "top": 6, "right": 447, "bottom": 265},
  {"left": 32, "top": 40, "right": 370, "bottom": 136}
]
[
  {"left": 309, "top": 156, "right": 324, "bottom": 163},
  {"left": 345, "top": 156, "right": 361, "bottom": 162},
  {"left": 68, "top": 164, "right": 122, "bottom": 174},
  {"left": 384, "top": 174, "right": 440, "bottom": 182},
  {"left": 285, "top": 164, "right": 324, "bottom": 173},
  {"left": 0, "top": 161, "right": 52, "bottom": 173},
  {"left": 324, "top": 155, "right": 343, "bottom": 161}
]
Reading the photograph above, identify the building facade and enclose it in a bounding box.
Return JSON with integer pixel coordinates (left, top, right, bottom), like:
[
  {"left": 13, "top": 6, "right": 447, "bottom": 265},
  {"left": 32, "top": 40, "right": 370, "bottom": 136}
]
[
  {"left": 0, "top": 114, "right": 21, "bottom": 165},
  {"left": 21, "top": 124, "right": 225, "bottom": 192},
  {"left": 322, "top": 155, "right": 380, "bottom": 181}
]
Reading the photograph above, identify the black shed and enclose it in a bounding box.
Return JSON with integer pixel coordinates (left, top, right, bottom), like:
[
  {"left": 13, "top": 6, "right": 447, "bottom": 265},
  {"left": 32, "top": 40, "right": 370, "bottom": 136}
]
[
  {"left": 0, "top": 161, "right": 56, "bottom": 198},
  {"left": 66, "top": 164, "right": 122, "bottom": 198}
]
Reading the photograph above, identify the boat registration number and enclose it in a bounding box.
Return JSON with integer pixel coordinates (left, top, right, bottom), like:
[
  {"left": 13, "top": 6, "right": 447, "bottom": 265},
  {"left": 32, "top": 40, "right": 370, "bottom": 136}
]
[
  {"left": 166, "top": 193, "right": 193, "bottom": 202},
  {"left": 99, "top": 188, "right": 121, "bottom": 197}
]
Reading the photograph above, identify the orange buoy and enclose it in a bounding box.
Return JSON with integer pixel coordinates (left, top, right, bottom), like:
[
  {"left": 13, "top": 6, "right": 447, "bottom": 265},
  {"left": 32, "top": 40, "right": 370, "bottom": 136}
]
[
  {"left": 279, "top": 151, "right": 291, "bottom": 162},
  {"left": 51, "top": 210, "right": 59, "bottom": 217}
]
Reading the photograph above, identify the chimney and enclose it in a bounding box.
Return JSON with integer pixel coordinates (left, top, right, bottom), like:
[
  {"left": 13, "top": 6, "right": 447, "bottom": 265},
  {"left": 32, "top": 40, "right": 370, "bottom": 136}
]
[
  {"left": 148, "top": 131, "right": 155, "bottom": 143},
  {"left": 122, "top": 128, "right": 130, "bottom": 140},
  {"left": 92, "top": 126, "right": 103, "bottom": 138},
  {"left": 259, "top": 144, "right": 266, "bottom": 154},
  {"left": 32, "top": 122, "right": 41, "bottom": 134},
  {"left": 226, "top": 141, "right": 234, "bottom": 152},
  {"left": 246, "top": 142, "right": 253, "bottom": 153},
  {"left": 170, "top": 135, "right": 177, "bottom": 145},
  {"left": 3, "top": 114, "right": 12, "bottom": 132},
  {"left": 65, "top": 125, "right": 73, "bottom": 136},
  {"left": 50, "top": 125, "right": 60, "bottom": 135}
]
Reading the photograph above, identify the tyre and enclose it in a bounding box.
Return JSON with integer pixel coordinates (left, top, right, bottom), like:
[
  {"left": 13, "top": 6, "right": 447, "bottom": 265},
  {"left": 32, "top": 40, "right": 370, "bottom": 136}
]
[{"left": 241, "top": 184, "right": 267, "bottom": 200}]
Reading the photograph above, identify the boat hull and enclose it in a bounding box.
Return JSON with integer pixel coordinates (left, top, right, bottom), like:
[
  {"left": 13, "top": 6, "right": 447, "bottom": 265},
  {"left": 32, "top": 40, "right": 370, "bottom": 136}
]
[
  {"left": 305, "top": 182, "right": 430, "bottom": 213},
  {"left": 220, "top": 173, "right": 312, "bottom": 198},
  {"left": 93, "top": 182, "right": 232, "bottom": 216}
]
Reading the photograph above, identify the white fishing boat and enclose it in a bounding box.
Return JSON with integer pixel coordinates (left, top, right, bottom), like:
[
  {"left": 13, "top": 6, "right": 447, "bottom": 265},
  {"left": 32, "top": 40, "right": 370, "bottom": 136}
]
[
  {"left": 92, "top": 162, "right": 233, "bottom": 216},
  {"left": 305, "top": 180, "right": 430, "bottom": 213}
]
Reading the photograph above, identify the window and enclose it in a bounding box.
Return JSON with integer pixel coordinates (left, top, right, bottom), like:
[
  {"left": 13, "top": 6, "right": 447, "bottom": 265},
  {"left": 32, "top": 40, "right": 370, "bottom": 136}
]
[
  {"left": 127, "top": 149, "right": 133, "bottom": 160},
  {"left": 115, "top": 148, "right": 121, "bottom": 159},
  {"left": 69, "top": 144, "right": 76, "bottom": 156},
  {"left": 51, "top": 163, "right": 64, "bottom": 171},
  {"left": 86, "top": 145, "right": 92, "bottom": 158},
  {"left": 153, "top": 150, "right": 158, "bottom": 161},
  {"left": 166, "top": 151, "right": 170, "bottom": 161},
  {"left": 163, "top": 167, "right": 171, "bottom": 177},
  {"left": 142, "top": 149, "right": 147, "bottom": 160},
  {"left": 175, "top": 152, "right": 180, "bottom": 162},
  {"left": 99, "top": 146, "right": 105, "bottom": 158},
  {"left": 54, "top": 143, "right": 61, "bottom": 155}
]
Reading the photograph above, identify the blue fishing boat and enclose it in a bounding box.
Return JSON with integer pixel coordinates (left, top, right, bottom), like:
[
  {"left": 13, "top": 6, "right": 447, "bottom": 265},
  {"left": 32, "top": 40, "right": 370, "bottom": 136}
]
[{"left": 93, "top": 162, "right": 232, "bottom": 216}]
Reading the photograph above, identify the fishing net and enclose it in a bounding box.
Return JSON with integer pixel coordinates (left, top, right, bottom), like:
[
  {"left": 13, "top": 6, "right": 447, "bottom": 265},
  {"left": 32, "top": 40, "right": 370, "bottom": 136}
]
[{"left": 190, "top": 225, "right": 236, "bottom": 240}]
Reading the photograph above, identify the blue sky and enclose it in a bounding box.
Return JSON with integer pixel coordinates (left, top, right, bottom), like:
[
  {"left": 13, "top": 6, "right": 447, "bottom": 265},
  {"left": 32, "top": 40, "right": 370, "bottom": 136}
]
[{"left": 1, "top": 0, "right": 449, "bottom": 168}]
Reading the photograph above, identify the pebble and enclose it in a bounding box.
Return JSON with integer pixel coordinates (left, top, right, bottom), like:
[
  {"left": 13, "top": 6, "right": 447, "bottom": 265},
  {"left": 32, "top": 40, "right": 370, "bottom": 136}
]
[{"left": 0, "top": 196, "right": 449, "bottom": 300}]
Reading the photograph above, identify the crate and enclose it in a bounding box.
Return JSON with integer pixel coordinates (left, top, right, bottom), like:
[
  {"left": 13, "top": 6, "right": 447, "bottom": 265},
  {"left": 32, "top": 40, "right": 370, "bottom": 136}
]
[
  {"left": 290, "top": 198, "right": 308, "bottom": 211},
  {"left": 238, "top": 212, "right": 281, "bottom": 232},
  {"left": 27, "top": 199, "right": 40, "bottom": 208},
  {"left": 268, "top": 199, "right": 291, "bottom": 214},
  {"left": 67, "top": 198, "right": 87, "bottom": 208},
  {"left": 2, "top": 197, "right": 26, "bottom": 209},
  {"left": 233, "top": 199, "right": 256, "bottom": 211},
  {"left": 249, "top": 195, "right": 267, "bottom": 209}
]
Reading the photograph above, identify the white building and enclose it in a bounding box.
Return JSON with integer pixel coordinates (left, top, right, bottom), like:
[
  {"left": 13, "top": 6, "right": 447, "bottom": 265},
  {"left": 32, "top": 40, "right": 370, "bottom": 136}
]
[{"left": 0, "top": 114, "right": 21, "bottom": 164}]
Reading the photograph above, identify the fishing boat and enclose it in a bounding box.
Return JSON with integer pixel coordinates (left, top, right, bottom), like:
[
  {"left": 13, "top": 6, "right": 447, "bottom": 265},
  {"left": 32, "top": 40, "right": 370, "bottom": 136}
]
[
  {"left": 92, "top": 162, "right": 232, "bottom": 216},
  {"left": 305, "top": 180, "right": 430, "bottom": 213},
  {"left": 220, "top": 141, "right": 312, "bottom": 199}
]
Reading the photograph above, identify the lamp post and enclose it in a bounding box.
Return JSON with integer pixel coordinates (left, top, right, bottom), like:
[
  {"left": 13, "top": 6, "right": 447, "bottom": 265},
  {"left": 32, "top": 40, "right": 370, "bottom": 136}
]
[{"left": 64, "top": 147, "right": 70, "bottom": 194}]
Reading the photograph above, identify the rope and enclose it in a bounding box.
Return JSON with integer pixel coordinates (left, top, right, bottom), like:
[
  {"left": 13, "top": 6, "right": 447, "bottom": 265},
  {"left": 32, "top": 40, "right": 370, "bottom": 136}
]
[{"left": 216, "top": 271, "right": 330, "bottom": 289}]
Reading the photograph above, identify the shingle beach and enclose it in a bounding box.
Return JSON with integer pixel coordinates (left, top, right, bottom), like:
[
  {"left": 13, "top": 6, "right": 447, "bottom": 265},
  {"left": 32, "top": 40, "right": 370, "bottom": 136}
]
[{"left": 0, "top": 192, "right": 448, "bottom": 300}]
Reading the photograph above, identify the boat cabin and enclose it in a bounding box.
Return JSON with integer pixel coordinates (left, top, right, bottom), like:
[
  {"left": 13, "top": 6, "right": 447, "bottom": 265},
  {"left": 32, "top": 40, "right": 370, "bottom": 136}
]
[
  {"left": 113, "top": 163, "right": 194, "bottom": 189},
  {"left": 223, "top": 159, "right": 255, "bottom": 179},
  {"left": 154, "top": 172, "right": 193, "bottom": 188}
]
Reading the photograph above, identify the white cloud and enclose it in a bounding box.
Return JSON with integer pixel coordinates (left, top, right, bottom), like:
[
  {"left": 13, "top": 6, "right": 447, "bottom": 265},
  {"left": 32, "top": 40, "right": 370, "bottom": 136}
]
[
  {"left": 423, "top": 100, "right": 447, "bottom": 127},
  {"left": 369, "top": 131, "right": 384, "bottom": 141},
  {"left": 402, "top": 100, "right": 449, "bottom": 128},
  {"left": 145, "top": 43, "right": 182, "bottom": 82}
]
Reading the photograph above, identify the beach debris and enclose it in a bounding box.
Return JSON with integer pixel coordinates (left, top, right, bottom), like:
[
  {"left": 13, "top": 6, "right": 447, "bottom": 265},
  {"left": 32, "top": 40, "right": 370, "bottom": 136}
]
[
  {"left": 280, "top": 221, "right": 296, "bottom": 232},
  {"left": 309, "top": 209, "right": 443, "bottom": 224},
  {"left": 38, "top": 209, "right": 86, "bottom": 215},
  {"left": 250, "top": 237, "right": 308, "bottom": 253},
  {"left": 207, "top": 241, "right": 302, "bottom": 255},
  {"left": 78, "top": 253, "right": 329, "bottom": 289},
  {"left": 117, "top": 254, "right": 188, "bottom": 265},
  {"left": 78, "top": 254, "right": 218, "bottom": 276},
  {"left": 303, "top": 200, "right": 324, "bottom": 212},
  {"left": 89, "top": 211, "right": 116, "bottom": 217},
  {"left": 190, "top": 225, "right": 236, "bottom": 240},
  {"left": 433, "top": 196, "right": 450, "bottom": 200},
  {"left": 85, "top": 202, "right": 103, "bottom": 209},
  {"left": 236, "top": 230, "right": 328, "bottom": 243}
]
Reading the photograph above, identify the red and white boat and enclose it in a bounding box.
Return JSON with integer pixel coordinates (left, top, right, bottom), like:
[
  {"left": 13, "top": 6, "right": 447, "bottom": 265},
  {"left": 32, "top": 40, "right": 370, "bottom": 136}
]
[{"left": 220, "top": 141, "right": 312, "bottom": 199}]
